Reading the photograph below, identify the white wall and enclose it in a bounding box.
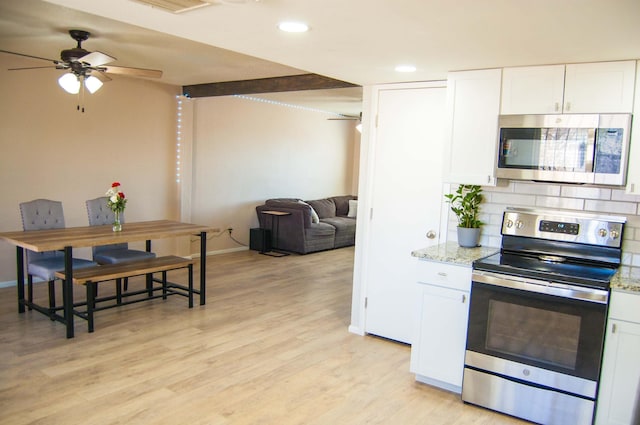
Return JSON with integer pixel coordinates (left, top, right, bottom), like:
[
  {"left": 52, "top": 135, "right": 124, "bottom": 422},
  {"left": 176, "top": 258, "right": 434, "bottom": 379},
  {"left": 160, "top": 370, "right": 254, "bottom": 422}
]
[
  {"left": 186, "top": 95, "right": 359, "bottom": 255},
  {"left": 0, "top": 54, "right": 181, "bottom": 284}
]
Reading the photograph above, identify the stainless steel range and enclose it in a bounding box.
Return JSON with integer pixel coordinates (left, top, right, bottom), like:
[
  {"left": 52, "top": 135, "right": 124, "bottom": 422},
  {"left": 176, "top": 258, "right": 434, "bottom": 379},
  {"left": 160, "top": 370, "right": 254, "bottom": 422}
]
[{"left": 463, "top": 208, "right": 626, "bottom": 425}]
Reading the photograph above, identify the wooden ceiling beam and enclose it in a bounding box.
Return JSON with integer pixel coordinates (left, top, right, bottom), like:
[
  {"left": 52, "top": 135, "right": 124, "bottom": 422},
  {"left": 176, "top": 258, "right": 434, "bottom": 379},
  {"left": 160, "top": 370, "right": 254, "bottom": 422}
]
[{"left": 182, "top": 73, "right": 359, "bottom": 98}]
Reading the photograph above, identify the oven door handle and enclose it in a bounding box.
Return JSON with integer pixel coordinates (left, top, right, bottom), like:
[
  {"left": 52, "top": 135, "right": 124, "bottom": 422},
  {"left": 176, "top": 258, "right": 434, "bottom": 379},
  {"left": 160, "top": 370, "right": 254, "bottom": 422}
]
[{"left": 472, "top": 270, "right": 609, "bottom": 304}]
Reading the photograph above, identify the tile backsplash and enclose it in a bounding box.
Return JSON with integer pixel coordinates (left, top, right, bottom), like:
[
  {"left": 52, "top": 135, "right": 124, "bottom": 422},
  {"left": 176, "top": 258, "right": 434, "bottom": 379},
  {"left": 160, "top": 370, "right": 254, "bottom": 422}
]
[{"left": 445, "top": 180, "right": 640, "bottom": 267}]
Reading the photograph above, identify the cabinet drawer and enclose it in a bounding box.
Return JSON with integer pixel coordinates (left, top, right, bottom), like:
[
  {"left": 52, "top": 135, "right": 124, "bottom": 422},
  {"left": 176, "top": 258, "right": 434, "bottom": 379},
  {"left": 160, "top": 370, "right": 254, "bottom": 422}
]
[
  {"left": 609, "top": 290, "right": 640, "bottom": 323},
  {"left": 416, "top": 260, "right": 471, "bottom": 292}
]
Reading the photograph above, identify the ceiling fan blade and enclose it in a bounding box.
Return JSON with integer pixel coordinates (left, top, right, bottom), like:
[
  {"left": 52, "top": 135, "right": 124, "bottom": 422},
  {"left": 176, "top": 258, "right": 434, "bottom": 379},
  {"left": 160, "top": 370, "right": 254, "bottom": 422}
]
[
  {"left": 8, "top": 65, "right": 57, "bottom": 71},
  {"left": 102, "top": 65, "right": 163, "bottom": 79},
  {"left": 79, "top": 51, "right": 116, "bottom": 67},
  {"left": 0, "top": 49, "right": 57, "bottom": 63},
  {"left": 93, "top": 71, "right": 112, "bottom": 82}
]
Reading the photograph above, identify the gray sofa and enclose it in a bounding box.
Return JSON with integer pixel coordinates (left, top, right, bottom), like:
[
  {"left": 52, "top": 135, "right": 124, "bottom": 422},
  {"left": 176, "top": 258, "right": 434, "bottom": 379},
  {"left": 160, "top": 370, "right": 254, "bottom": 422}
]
[{"left": 255, "top": 195, "right": 357, "bottom": 254}]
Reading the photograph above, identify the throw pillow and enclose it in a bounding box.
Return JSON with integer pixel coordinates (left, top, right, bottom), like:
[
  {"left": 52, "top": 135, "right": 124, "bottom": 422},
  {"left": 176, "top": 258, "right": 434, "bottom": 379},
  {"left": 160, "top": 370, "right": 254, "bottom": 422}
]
[
  {"left": 348, "top": 199, "right": 358, "bottom": 218},
  {"left": 298, "top": 200, "right": 319, "bottom": 223}
]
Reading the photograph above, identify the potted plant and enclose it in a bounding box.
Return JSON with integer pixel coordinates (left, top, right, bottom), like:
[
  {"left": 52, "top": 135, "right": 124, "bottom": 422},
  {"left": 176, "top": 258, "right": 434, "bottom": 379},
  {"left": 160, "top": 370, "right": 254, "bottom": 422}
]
[{"left": 444, "top": 184, "right": 484, "bottom": 247}]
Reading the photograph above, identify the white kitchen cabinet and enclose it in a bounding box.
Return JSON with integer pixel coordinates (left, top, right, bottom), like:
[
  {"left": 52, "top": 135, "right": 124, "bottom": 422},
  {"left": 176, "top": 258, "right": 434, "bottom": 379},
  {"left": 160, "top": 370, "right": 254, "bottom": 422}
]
[
  {"left": 595, "top": 290, "right": 640, "bottom": 425},
  {"left": 443, "top": 68, "right": 502, "bottom": 186},
  {"left": 501, "top": 65, "right": 565, "bottom": 114},
  {"left": 625, "top": 60, "right": 640, "bottom": 195},
  {"left": 410, "top": 260, "right": 471, "bottom": 393},
  {"left": 501, "top": 61, "right": 636, "bottom": 115}
]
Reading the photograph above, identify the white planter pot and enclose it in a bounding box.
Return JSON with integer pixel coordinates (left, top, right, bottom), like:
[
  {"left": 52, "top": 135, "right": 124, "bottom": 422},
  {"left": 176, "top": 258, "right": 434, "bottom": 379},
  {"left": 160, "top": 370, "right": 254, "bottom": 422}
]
[{"left": 457, "top": 227, "right": 481, "bottom": 248}]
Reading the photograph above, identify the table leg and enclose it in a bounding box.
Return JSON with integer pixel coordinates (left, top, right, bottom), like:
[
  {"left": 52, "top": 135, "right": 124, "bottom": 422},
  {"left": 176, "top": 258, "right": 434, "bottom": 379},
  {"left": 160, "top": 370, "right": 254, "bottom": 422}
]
[
  {"left": 63, "top": 246, "right": 74, "bottom": 339},
  {"left": 200, "top": 231, "right": 206, "bottom": 305},
  {"left": 16, "top": 246, "right": 25, "bottom": 313}
]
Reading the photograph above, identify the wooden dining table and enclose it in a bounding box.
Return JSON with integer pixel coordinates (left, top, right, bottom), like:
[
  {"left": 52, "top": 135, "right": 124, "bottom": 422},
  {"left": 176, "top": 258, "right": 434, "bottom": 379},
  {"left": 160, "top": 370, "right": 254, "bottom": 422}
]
[{"left": 0, "top": 220, "right": 214, "bottom": 338}]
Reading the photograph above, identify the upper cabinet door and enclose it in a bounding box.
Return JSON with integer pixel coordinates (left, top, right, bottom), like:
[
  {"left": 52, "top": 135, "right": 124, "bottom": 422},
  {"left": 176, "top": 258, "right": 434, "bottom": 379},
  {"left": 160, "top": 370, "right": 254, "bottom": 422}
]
[
  {"left": 501, "top": 65, "right": 565, "bottom": 114},
  {"left": 564, "top": 60, "right": 636, "bottom": 113},
  {"left": 443, "top": 68, "right": 502, "bottom": 186}
]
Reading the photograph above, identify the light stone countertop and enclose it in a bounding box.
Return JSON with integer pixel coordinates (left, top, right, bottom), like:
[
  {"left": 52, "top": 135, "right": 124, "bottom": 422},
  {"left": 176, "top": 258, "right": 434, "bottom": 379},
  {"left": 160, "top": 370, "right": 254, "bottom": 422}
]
[
  {"left": 611, "top": 266, "right": 640, "bottom": 293},
  {"left": 412, "top": 242, "right": 640, "bottom": 294},
  {"left": 411, "top": 242, "right": 498, "bottom": 266}
]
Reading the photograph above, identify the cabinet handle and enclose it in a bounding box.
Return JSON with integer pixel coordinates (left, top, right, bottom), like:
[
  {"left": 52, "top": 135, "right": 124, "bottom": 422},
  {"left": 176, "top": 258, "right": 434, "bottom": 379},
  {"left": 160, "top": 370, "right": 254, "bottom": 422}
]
[
  {"left": 612, "top": 323, "right": 617, "bottom": 333},
  {"left": 565, "top": 102, "right": 571, "bottom": 111},
  {"left": 554, "top": 102, "right": 560, "bottom": 112},
  {"left": 437, "top": 272, "right": 447, "bottom": 277},
  {"left": 462, "top": 294, "right": 466, "bottom": 303}
]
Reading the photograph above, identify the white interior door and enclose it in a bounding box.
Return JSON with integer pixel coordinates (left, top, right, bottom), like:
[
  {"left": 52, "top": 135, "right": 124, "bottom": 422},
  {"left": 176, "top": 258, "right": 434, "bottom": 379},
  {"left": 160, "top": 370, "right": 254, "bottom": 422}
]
[{"left": 364, "top": 86, "right": 447, "bottom": 344}]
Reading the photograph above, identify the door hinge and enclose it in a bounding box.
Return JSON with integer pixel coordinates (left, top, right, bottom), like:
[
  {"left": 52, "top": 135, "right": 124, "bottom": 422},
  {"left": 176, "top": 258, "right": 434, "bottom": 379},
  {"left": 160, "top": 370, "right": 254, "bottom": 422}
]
[
  {"left": 370, "top": 208, "right": 373, "bottom": 220},
  {"left": 612, "top": 323, "right": 617, "bottom": 333},
  {"left": 365, "top": 297, "right": 368, "bottom": 308}
]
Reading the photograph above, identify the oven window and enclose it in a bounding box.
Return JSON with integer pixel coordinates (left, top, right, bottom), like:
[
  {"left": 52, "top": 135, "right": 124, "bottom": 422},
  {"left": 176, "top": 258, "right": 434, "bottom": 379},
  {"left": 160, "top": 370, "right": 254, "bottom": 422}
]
[
  {"left": 486, "top": 300, "right": 581, "bottom": 370},
  {"left": 467, "top": 281, "right": 606, "bottom": 380}
]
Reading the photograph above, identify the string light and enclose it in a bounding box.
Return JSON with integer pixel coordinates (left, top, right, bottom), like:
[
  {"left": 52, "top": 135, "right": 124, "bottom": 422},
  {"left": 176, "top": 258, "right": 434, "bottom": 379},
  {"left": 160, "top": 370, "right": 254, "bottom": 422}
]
[
  {"left": 233, "top": 94, "right": 345, "bottom": 117},
  {"left": 176, "top": 96, "right": 183, "bottom": 183}
]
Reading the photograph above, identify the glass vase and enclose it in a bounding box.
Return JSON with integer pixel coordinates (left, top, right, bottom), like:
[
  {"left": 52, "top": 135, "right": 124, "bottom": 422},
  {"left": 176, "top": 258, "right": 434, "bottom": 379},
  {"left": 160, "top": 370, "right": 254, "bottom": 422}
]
[{"left": 113, "top": 210, "right": 123, "bottom": 232}]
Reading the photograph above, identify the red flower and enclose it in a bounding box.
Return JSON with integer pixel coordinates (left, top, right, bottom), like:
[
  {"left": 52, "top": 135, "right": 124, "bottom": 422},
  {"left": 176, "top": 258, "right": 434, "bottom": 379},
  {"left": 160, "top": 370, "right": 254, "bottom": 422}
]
[
  {"left": 112, "top": 182, "right": 120, "bottom": 188},
  {"left": 118, "top": 192, "right": 125, "bottom": 199}
]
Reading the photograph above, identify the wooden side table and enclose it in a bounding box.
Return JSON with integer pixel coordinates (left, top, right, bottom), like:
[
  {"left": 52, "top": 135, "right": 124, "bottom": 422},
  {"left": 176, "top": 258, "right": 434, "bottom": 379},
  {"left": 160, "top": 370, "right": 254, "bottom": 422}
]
[{"left": 260, "top": 210, "right": 291, "bottom": 257}]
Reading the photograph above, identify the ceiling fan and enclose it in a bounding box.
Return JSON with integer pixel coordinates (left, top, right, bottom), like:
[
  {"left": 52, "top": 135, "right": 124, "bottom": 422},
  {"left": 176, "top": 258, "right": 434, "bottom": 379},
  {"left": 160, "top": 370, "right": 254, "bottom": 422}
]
[
  {"left": 0, "top": 29, "right": 162, "bottom": 101},
  {"left": 328, "top": 112, "right": 363, "bottom": 132}
]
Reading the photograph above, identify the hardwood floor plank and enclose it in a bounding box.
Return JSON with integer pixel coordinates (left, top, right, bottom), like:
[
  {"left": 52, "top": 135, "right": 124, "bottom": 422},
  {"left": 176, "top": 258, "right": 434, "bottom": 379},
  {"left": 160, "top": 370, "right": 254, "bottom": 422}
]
[{"left": 0, "top": 247, "right": 528, "bottom": 424}]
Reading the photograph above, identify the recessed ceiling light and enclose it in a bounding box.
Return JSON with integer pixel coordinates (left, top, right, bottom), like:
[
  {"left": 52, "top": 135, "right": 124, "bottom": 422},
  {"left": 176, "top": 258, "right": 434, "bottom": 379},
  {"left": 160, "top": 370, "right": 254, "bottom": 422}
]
[
  {"left": 395, "top": 65, "right": 417, "bottom": 73},
  {"left": 278, "top": 21, "right": 309, "bottom": 33}
]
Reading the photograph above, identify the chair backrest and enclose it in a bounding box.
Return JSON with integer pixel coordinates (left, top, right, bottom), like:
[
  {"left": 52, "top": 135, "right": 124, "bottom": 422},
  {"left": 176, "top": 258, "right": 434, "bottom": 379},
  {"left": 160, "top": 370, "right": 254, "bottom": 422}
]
[
  {"left": 86, "top": 197, "right": 128, "bottom": 254},
  {"left": 19, "top": 199, "right": 65, "bottom": 263}
]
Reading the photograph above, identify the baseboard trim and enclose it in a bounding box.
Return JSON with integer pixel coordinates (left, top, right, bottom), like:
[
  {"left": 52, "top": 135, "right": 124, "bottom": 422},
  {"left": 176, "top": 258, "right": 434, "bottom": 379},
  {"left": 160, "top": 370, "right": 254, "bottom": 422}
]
[
  {"left": 348, "top": 325, "right": 365, "bottom": 336},
  {"left": 191, "top": 246, "right": 249, "bottom": 258}
]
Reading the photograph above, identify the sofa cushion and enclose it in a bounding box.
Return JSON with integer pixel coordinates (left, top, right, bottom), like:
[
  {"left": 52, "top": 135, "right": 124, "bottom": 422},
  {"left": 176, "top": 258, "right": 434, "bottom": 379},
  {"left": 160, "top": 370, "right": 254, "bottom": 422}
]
[
  {"left": 297, "top": 200, "right": 319, "bottom": 223},
  {"left": 321, "top": 216, "right": 356, "bottom": 248},
  {"left": 330, "top": 195, "right": 356, "bottom": 216},
  {"left": 307, "top": 198, "right": 336, "bottom": 219}
]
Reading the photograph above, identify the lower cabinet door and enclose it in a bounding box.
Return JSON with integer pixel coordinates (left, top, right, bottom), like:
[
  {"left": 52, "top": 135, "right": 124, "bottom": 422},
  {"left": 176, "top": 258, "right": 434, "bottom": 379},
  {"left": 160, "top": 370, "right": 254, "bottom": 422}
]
[
  {"left": 410, "top": 282, "right": 470, "bottom": 393},
  {"left": 596, "top": 319, "right": 640, "bottom": 425}
]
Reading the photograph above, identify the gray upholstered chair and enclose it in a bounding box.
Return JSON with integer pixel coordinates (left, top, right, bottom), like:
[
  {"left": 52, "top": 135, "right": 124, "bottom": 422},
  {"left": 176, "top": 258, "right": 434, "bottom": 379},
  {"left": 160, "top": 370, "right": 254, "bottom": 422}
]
[
  {"left": 85, "top": 197, "right": 156, "bottom": 290},
  {"left": 19, "top": 199, "right": 97, "bottom": 315}
]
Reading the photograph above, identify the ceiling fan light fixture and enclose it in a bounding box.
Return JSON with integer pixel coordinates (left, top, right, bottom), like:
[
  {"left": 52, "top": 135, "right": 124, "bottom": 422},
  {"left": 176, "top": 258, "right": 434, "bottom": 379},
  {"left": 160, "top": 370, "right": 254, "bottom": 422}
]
[
  {"left": 84, "top": 75, "right": 103, "bottom": 93},
  {"left": 58, "top": 73, "right": 81, "bottom": 94},
  {"left": 278, "top": 21, "right": 309, "bottom": 33}
]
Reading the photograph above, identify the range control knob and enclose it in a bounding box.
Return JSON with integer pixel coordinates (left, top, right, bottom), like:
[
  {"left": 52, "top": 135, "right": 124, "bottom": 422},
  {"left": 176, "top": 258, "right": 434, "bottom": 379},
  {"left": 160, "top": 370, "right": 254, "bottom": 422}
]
[
  {"left": 610, "top": 230, "right": 620, "bottom": 239},
  {"left": 505, "top": 219, "right": 514, "bottom": 228},
  {"left": 516, "top": 220, "right": 524, "bottom": 229},
  {"left": 598, "top": 228, "right": 608, "bottom": 238}
]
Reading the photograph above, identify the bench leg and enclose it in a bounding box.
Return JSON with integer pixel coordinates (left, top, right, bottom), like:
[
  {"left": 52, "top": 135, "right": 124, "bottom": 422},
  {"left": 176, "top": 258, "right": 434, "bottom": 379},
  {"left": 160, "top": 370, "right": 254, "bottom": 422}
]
[
  {"left": 162, "top": 271, "right": 167, "bottom": 300},
  {"left": 188, "top": 264, "right": 193, "bottom": 308},
  {"left": 146, "top": 273, "right": 153, "bottom": 297},
  {"left": 48, "top": 279, "right": 56, "bottom": 320},
  {"left": 87, "top": 281, "right": 96, "bottom": 333},
  {"left": 116, "top": 278, "right": 123, "bottom": 305}
]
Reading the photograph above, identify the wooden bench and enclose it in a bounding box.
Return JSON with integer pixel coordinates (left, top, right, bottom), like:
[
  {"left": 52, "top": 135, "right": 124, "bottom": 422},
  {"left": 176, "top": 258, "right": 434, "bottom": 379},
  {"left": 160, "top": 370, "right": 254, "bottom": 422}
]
[{"left": 55, "top": 255, "right": 196, "bottom": 333}]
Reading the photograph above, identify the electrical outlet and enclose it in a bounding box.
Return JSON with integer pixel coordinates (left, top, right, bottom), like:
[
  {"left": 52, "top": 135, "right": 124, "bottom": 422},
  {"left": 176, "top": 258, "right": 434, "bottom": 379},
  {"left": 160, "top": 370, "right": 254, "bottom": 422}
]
[{"left": 227, "top": 227, "right": 233, "bottom": 235}]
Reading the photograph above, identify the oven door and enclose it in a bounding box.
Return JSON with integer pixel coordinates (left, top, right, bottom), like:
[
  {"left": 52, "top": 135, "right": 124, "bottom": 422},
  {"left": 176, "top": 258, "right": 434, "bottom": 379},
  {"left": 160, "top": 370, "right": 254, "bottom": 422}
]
[{"left": 466, "top": 271, "right": 608, "bottom": 399}]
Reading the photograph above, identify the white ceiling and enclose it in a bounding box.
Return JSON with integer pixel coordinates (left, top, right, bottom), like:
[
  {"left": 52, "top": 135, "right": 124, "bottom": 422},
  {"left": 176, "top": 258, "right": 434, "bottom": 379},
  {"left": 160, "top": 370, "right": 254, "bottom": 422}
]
[{"left": 2, "top": 0, "right": 640, "bottom": 116}]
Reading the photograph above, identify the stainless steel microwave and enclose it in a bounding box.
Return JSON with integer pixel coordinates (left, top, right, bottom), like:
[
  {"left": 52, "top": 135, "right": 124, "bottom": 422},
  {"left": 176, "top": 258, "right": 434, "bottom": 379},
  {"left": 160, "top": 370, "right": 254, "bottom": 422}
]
[{"left": 497, "top": 114, "right": 632, "bottom": 185}]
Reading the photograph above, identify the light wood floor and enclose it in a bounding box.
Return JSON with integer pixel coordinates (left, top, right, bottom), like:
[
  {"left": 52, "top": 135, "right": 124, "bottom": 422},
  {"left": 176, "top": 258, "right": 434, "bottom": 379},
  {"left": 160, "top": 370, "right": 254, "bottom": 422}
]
[{"left": 0, "top": 247, "right": 528, "bottom": 425}]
